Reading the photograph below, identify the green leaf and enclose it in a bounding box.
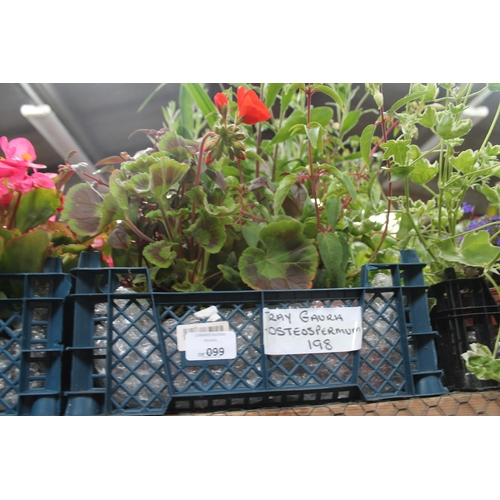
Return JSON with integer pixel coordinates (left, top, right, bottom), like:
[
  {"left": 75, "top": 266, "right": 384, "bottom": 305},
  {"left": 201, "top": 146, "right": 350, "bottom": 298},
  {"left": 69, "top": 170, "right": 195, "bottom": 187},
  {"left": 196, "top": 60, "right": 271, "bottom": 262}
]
[
  {"left": 143, "top": 240, "right": 177, "bottom": 268},
  {"left": 60, "top": 183, "right": 103, "bottom": 236},
  {"left": 449, "top": 149, "right": 478, "bottom": 173},
  {"left": 437, "top": 230, "right": 500, "bottom": 268},
  {"left": 387, "top": 90, "right": 426, "bottom": 114},
  {"left": 270, "top": 109, "right": 306, "bottom": 144},
  {"left": 242, "top": 220, "right": 262, "bottom": 247},
  {"left": 13, "top": 187, "right": 61, "bottom": 233},
  {"left": 238, "top": 219, "right": 318, "bottom": 290},
  {"left": 419, "top": 106, "right": 437, "bottom": 128},
  {"left": 381, "top": 139, "right": 411, "bottom": 165},
  {"left": 184, "top": 210, "right": 226, "bottom": 254},
  {"left": 217, "top": 264, "right": 241, "bottom": 286},
  {"left": 274, "top": 174, "right": 298, "bottom": 215},
  {"left": 410, "top": 159, "right": 438, "bottom": 185},
  {"left": 477, "top": 184, "right": 500, "bottom": 204},
  {"left": 0, "top": 229, "right": 51, "bottom": 274},
  {"left": 118, "top": 172, "right": 151, "bottom": 194},
  {"left": 149, "top": 157, "right": 190, "bottom": 199},
  {"left": 317, "top": 232, "right": 347, "bottom": 288},
  {"left": 314, "top": 84, "right": 343, "bottom": 107},
  {"left": 138, "top": 83, "right": 167, "bottom": 112},
  {"left": 436, "top": 111, "right": 472, "bottom": 140},
  {"left": 306, "top": 124, "right": 321, "bottom": 149},
  {"left": 487, "top": 83, "right": 500, "bottom": 92},
  {"left": 265, "top": 83, "right": 283, "bottom": 108},
  {"left": 360, "top": 124, "right": 375, "bottom": 167},
  {"left": 311, "top": 107, "right": 334, "bottom": 127},
  {"left": 341, "top": 109, "right": 362, "bottom": 136},
  {"left": 178, "top": 84, "right": 194, "bottom": 139},
  {"left": 328, "top": 166, "right": 357, "bottom": 201},
  {"left": 182, "top": 83, "right": 218, "bottom": 128},
  {"left": 325, "top": 196, "right": 340, "bottom": 229}
]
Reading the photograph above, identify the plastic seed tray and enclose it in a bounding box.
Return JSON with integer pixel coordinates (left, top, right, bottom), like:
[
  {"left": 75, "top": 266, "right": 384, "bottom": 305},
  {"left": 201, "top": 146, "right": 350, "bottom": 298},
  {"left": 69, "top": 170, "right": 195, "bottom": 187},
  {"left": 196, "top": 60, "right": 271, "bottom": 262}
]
[
  {"left": 0, "top": 259, "right": 71, "bottom": 416},
  {"left": 428, "top": 270, "right": 500, "bottom": 392},
  {"left": 64, "top": 250, "right": 447, "bottom": 415}
]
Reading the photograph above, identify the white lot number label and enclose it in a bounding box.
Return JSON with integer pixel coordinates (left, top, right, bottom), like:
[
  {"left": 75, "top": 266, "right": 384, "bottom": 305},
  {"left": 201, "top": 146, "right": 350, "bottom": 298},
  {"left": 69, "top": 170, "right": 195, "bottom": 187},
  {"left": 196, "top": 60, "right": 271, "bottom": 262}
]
[
  {"left": 263, "top": 307, "right": 363, "bottom": 355},
  {"left": 182, "top": 325, "right": 237, "bottom": 361}
]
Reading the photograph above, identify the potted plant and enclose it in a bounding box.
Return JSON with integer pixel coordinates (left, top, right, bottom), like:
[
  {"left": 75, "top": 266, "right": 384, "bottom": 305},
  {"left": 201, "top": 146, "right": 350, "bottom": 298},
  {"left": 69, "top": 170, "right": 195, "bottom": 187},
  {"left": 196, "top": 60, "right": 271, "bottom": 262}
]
[
  {"left": 368, "top": 82, "right": 500, "bottom": 391},
  {"left": 58, "top": 84, "right": 449, "bottom": 415},
  {"left": 60, "top": 83, "right": 399, "bottom": 292}
]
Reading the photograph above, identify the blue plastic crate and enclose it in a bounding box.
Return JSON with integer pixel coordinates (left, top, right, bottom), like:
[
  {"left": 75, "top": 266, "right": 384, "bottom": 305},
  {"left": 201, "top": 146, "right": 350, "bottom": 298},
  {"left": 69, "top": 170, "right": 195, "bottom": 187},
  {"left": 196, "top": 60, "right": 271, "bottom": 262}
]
[
  {"left": 65, "top": 250, "right": 447, "bottom": 415},
  {"left": 0, "top": 259, "right": 71, "bottom": 416},
  {"left": 64, "top": 253, "right": 172, "bottom": 416}
]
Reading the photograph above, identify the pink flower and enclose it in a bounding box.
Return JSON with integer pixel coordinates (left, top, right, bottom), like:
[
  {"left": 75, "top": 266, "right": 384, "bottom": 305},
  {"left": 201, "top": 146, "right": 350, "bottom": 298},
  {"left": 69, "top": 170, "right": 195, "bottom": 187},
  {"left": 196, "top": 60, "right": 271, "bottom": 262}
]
[{"left": 0, "top": 136, "right": 46, "bottom": 171}]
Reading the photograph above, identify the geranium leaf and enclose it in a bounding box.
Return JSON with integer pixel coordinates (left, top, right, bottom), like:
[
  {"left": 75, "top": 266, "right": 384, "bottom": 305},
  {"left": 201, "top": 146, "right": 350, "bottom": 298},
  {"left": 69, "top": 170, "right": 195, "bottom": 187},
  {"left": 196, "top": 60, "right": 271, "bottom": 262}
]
[
  {"left": 60, "top": 183, "right": 103, "bottom": 236},
  {"left": 449, "top": 149, "right": 478, "bottom": 173},
  {"left": 238, "top": 219, "right": 318, "bottom": 290},
  {"left": 184, "top": 210, "right": 226, "bottom": 254},
  {"left": 143, "top": 240, "right": 177, "bottom": 268},
  {"left": 149, "top": 157, "right": 190, "bottom": 199}
]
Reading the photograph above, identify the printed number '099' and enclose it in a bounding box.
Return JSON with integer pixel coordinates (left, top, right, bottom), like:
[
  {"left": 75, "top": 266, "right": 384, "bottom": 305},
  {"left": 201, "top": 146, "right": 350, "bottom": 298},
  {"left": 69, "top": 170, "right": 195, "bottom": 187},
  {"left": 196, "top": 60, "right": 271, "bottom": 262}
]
[{"left": 206, "top": 347, "right": 225, "bottom": 357}]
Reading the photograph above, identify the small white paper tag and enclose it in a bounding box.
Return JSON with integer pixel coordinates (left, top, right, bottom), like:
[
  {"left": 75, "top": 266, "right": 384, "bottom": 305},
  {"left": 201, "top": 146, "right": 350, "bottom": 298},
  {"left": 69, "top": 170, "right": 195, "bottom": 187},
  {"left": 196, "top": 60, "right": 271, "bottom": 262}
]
[
  {"left": 185, "top": 330, "right": 237, "bottom": 361},
  {"left": 263, "top": 307, "right": 363, "bottom": 355},
  {"left": 176, "top": 321, "right": 230, "bottom": 351}
]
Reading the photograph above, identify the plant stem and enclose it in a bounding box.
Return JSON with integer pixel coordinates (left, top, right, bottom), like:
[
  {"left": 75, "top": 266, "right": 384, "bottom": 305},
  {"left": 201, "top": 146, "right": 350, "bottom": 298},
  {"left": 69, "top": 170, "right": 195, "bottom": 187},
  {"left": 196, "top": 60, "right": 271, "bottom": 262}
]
[
  {"left": 124, "top": 217, "right": 155, "bottom": 243},
  {"left": 6, "top": 192, "right": 21, "bottom": 230},
  {"left": 481, "top": 100, "right": 500, "bottom": 150},
  {"left": 483, "top": 272, "right": 500, "bottom": 359}
]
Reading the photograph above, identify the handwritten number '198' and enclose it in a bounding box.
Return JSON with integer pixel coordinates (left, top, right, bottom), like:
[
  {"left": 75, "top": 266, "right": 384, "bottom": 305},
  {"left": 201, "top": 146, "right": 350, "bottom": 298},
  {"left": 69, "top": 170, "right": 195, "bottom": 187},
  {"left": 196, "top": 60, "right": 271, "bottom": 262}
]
[
  {"left": 307, "top": 339, "right": 332, "bottom": 351},
  {"left": 206, "top": 347, "right": 225, "bottom": 357}
]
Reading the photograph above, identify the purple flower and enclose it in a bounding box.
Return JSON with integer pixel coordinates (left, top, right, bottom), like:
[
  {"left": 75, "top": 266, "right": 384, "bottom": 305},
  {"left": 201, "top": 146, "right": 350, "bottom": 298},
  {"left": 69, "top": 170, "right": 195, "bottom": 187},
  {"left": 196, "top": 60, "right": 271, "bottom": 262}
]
[{"left": 461, "top": 201, "right": 475, "bottom": 215}]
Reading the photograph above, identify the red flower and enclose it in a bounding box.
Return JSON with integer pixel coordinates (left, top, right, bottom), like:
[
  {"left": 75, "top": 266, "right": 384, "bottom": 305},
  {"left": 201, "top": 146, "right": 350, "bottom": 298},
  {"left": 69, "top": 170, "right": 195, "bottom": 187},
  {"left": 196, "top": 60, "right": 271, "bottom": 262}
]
[
  {"left": 237, "top": 86, "right": 271, "bottom": 125},
  {"left": 214, "top": 92, "right": 228, "bottom": 111}
]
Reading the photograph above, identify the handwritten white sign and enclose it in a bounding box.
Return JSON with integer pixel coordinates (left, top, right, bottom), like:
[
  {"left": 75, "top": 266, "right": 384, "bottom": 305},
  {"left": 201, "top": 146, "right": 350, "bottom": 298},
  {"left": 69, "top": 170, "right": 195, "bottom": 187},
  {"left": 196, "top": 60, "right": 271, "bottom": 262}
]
[
  {"left": 185, "top": 330, "right": 237, "bottom": 361},
  {"left": 263, "top": 307, "right": 363, "bottom": 355}
]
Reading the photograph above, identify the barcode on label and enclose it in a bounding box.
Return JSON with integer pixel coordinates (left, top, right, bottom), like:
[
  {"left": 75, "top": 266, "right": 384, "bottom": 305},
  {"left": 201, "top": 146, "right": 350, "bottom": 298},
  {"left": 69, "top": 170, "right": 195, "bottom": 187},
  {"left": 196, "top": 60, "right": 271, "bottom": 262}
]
[{"left": 176, "top": 321, "right": 230, "bottom": 351}]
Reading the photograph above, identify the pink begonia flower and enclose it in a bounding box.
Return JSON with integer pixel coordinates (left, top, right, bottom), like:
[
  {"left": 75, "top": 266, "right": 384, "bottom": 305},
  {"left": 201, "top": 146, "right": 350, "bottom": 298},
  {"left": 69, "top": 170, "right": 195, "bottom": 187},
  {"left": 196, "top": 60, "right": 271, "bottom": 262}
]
[
  {"left": 0, "top": 136, "right": 46, "bottom": 170},
  {"left": 91, "top": 237, "right": 105, "bottom": 249}
]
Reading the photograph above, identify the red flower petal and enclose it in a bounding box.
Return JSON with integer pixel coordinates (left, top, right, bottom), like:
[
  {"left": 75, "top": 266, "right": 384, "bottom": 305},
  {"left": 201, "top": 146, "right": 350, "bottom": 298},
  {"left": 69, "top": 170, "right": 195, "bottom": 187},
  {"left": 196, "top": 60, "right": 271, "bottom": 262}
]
[
  {"left": 236, "top": 86, "right": 271, "bottom": 125},
  {"left": 214, "top": 92, "right": 228, "bottom": 111}
]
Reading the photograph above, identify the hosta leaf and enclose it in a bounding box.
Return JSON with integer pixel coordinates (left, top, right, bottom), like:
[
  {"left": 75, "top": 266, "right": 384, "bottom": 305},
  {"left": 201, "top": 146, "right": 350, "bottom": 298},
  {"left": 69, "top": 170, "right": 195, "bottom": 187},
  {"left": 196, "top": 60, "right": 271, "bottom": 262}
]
[
  {"left": 142, "top": 240, "right": 177, "bottom": 268},
  {"left": 238, "top": 219, "right": 318, "bottom": 290},
  {"left": 60, "top": 183, "right": 103, "bottom": 236}
]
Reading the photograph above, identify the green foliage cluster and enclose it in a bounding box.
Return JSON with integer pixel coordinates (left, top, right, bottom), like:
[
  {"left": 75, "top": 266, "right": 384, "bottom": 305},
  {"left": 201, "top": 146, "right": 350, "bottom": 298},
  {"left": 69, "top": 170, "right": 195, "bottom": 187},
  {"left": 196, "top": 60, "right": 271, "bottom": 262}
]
[{"left": 61, "top": 83, "right": 398, "bottom": 292}]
